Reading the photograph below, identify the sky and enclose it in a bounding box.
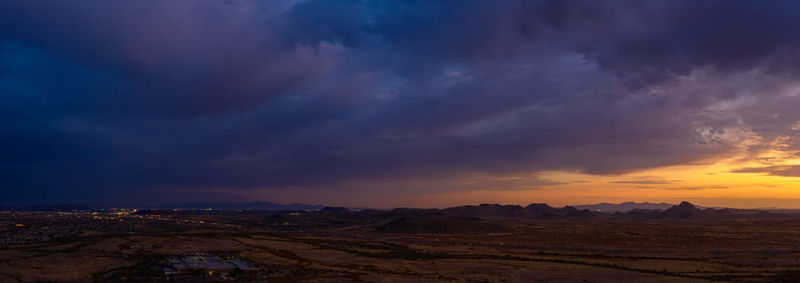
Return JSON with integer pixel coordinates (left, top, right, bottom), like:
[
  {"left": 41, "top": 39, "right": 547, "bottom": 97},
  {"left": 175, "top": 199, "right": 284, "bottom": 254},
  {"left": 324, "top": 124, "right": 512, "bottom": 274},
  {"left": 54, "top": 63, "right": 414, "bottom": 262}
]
[{"left": 4, "top": 1, "right": 800, "bottom": 208}]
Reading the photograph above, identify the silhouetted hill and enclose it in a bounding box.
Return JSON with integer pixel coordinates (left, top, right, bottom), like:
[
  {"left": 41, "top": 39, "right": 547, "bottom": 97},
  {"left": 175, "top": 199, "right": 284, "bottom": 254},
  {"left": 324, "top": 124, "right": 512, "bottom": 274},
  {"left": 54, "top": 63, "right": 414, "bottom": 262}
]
[
  {"left": 658, "top": 201, "right": 702, "bottom": 218},
  {"left": 375, "top": 216, "right": 508, "bottom": 234},
  {"left": 440, "top": 203, "right": 597, "bottom": 219},
  {"left": 387, "top": 208, "right": 442, "bottom": 217},
  {"left": 575, "top": 202, "right": 676, "bottom": 212},
  {"left": 525, "top": 203, "right": 562, "bottom": 216},
  {"left": 563, "top": 206, "right": 595, "bottom": 217},
  {"left": 617, "top": 202, "right": 783, "bottom": 220},
  {"left": 317, "top": 207, "right": 352, "bottom": 215},
  {"left": 442, "top": 204, "right": 527, "bottom": 218}
]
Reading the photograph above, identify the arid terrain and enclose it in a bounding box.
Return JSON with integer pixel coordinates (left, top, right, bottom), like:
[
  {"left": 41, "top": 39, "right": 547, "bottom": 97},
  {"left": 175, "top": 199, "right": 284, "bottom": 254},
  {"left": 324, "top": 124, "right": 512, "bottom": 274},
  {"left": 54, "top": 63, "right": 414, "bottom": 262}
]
[{"left": 3, "top": 202, "right": 800, "bottom": 282}]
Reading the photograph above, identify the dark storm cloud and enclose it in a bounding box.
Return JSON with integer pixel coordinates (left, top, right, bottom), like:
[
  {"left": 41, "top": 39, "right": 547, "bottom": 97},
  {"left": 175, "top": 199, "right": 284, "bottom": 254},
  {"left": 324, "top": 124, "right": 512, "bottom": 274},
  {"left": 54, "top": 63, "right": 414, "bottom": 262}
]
[
  {"left": 3, "top": 0, "right": 800, "bottom": 204},
  {"left": 0, "top": 0, "right": 324, "bottom": 117}
]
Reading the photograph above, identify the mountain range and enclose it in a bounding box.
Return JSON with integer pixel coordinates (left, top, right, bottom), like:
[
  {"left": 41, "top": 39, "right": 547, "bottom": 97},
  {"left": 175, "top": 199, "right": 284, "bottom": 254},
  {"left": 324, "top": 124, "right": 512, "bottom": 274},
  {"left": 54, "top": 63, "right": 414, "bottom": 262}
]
[
  {"left": 573, "top": 201, "right": 679, "bottom": 212},
  {"left": 7, "top": 201, "right": 796, "bottom": 219},
  {"left": 310, "top": 201, "right": 788, "bottom": 221}
]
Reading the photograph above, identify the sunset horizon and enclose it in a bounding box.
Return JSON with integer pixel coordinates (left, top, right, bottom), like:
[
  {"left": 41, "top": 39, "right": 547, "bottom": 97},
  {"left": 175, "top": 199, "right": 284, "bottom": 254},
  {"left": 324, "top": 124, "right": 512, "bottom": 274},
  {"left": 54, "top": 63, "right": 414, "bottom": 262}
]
[
  {"left": 5, "top": 1, "right": 800, "bottom": 281},
  {"left": 4, "top": 1, "right": 800, "bottom": 210}
]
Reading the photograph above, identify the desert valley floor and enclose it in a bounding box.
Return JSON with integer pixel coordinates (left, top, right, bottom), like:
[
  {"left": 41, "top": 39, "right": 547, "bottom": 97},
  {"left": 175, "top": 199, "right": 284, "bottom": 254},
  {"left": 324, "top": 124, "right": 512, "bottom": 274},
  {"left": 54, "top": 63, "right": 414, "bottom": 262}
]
[{"left": 3, "top": 203, "right": 800, "bottom": 282}]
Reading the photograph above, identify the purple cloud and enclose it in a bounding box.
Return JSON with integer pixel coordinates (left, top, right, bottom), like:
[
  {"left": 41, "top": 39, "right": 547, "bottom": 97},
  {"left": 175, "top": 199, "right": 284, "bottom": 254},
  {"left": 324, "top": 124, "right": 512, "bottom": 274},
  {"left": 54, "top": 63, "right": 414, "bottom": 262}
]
[{"left": 2, "top": 0, "right": 800, "bottom": 205}]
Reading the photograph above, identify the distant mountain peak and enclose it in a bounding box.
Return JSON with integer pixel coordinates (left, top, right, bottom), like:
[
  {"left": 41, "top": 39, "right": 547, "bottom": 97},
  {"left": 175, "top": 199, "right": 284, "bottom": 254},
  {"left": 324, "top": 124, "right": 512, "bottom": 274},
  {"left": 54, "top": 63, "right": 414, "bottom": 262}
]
[
  {"left": 677, "top": 201, "right": 697, "bottom": 209},
  {"left": 660, "top": 201, "right": 702, "bottom": 218},
  {"left": 525, "top": 203, "right": 553, "bottom": 208}
]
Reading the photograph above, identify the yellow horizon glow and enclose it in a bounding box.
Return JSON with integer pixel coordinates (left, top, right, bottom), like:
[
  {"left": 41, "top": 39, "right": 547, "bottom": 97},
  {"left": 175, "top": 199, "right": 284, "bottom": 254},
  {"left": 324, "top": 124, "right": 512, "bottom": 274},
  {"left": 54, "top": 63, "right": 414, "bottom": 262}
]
[
  {"left": 394, "top": 151, "right": 800, "bottom": 209},
  {"left": 245, "top": 143, "right": 800, "bottom": 209}
]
